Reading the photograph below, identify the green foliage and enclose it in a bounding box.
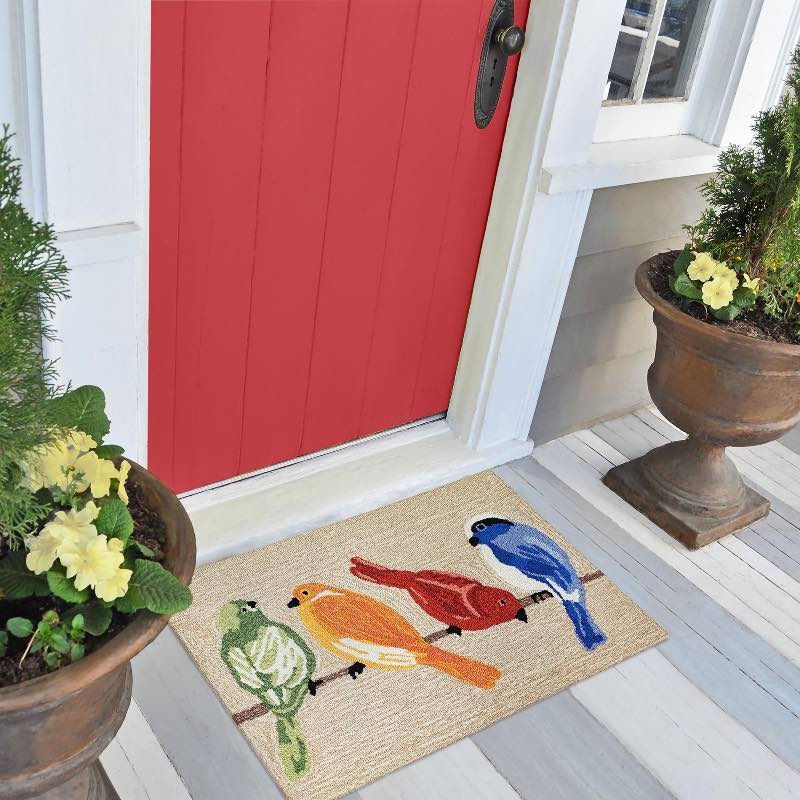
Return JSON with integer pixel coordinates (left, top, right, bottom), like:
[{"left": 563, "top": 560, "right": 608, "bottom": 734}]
[
  {"left": 62, "top": 602, "right": 112, "bottom": 636},
  {"left": 94, "top": 444, "right": 125, "bottom": 460},
  {"left": 0, "top": 127, "right": 70, "bottom": 546},
  {"left": 0, "top": 550, "right": 49, "bottom": 599},
  {"left": 49, "top": 385, "right": 110, "bottom": 444},
  {"left": 46, "top": 568, "right": 90, "bottom": 604},
  {"left": 685, "top": 46, "right": 800, "bottom": 338},
  {"left": 6, "top": 616, "right": 33, "bottom": 638},
  {"left": 115, "top": 559, "right": 192, "bottom": 615},
  {"left": 95, "top": 497, "right": 134, "bottom": 543},
  {"left": 673, "top": 272, "right": 703, "bottom": 301}
]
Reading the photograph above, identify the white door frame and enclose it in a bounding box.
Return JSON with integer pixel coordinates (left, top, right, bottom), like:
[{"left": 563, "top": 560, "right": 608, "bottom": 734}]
[{"left": 4, "top": 0, "right": 797, "bottom": 562}]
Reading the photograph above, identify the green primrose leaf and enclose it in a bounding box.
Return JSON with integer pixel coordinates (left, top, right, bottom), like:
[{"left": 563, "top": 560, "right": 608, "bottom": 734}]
[
  {"left": 711, "top": 303, "right": 743, "bottom": 321},
  {"left": 732, "top": 286, "right": 756, "bottom": 308},
  {"left": 127, "top": 539, "right": 155, "bottom": 559},
  {"left": 0, "top": 551, "right": 50, "bottom": 600},
  {"left": 94, "top": 444, "right": 125, "bottom": 460},
  {"left": 70, "top": 614, "right": 84, "bottom": 632},
  {"left": 47, "top": 570, "right": 90, "bottom": 604},
  {"left": 673, "top": 247, "right": 694, "bottom": 276},
  {"left": 115, "top": 559, "right": 192, "bottom": 615},
  {"left": 95, "top": 498, "right": 134, "bottom": 543},
  {"left": 62, "top": 603, "right": 112, "bottom": 637},
  {"left": 49, "top": 631, "right": 70, "bottom": 654},
  {"left": 673, "top": 272, "right": 704, "bottom": 301},
  {"left": 70, "top": 643, "right": 85, "bottom": 662},
  {"left": 48, "top": 385, "right": 110, "bottom": 444},
  {"left": 6, "top": 617, "right": 33, "bottom": 638},
  {"left": 44, "top": 651, "right": 61, "bottom": 668}
]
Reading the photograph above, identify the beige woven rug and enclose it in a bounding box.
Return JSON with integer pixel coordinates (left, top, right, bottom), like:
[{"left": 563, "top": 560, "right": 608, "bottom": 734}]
[{"left": 171, "top": 471, "right": 666, "bottom": 800}]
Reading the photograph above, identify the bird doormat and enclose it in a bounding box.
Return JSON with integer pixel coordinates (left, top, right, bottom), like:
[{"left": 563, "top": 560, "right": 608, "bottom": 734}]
[{"left": 171, "top": 470, "right": 666, "bottom": 800}]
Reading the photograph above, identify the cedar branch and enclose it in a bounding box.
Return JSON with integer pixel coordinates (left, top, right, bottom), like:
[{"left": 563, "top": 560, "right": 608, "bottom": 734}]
[{"left": 232, "top": 570, "right": 605, "bottom": 725}]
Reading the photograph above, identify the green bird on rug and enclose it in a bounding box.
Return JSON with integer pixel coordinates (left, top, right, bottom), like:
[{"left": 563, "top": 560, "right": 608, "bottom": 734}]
[{"left": 218, "top": 599, "right": 316, "bottom": 781}]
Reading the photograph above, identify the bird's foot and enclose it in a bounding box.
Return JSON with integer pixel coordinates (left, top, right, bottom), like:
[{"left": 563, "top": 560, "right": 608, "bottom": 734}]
[
  {"left": 347, "top": 662, "right": 366, "bottom": 680},
  {"left": 446, "top": 625, "right": 463, "bottom": 636},
  {"left": 307, "top": 679, "right": 320, "bottom": 696},
  {"left": 531, "top": 590, "right": 553, "bottom": 603}
]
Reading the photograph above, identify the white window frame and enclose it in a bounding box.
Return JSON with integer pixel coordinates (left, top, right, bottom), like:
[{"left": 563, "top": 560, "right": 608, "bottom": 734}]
[{"left": 595, "top": 0, "right": 764, "bottom": 144}]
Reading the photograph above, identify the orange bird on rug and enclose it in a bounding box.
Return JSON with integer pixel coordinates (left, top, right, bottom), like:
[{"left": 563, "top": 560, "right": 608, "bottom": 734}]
[
  {"left": 287, "top": 582, "right": 501, "bottom": 690},
  {"left": 350, "top": 556, "right": 528, "bottom": 635}
]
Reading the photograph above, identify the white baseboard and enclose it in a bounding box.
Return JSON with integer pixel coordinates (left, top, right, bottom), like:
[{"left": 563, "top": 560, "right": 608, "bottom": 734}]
[{"left": 181, "top": 420, "right": 533, "bottom": 566}]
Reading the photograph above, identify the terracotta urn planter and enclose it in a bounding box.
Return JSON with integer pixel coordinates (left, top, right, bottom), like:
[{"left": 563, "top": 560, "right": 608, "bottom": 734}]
[
  {"left": 0, "top": 463, "right": 196, "bottom": 800},
  {"left": 604, "top": 256, "right": 800, "bottom": 549}
]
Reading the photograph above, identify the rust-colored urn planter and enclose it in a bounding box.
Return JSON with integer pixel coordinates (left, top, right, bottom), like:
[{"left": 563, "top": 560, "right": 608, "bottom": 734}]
[
  {"left": 604, "top": 256, "right": 800, "bottom": 549},
  {"left": 0, "top": 463, "right": 196, "bottom": 800}
]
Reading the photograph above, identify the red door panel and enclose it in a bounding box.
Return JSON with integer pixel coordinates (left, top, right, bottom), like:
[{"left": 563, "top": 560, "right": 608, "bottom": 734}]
[{"left": 150, "top": 0, "right": 529, "bottom": 493}]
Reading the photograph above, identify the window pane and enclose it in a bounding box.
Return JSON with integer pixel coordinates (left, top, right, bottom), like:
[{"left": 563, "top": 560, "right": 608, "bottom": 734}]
[
  {"left": 644, "top": 0, "right": 710, "bottom": 99},
  {"left": 605, "top": 1, "right": 659, "bottom": 102}
]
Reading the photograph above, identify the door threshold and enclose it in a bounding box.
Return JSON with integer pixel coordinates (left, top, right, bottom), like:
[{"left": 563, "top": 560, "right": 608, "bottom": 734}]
[
  {"left": 178, "top": 413, "right": 445, "bottom": 499},
  {"left": 181, "top": 419, "right": 533, "bottom": 566}
]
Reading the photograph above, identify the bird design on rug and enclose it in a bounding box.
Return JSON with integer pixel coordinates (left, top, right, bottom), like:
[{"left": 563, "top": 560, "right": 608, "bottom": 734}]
[
  {"left": 466, "top": 516, "right": 607, "bottom": 651},
  {"left": 350, "top": 556, "right": 528, "bottom": 635},
  {"left": 218, "top": 600, "right": 316, "bottom": 781},
  {"left": 287, "top": 582, "right": 501, "bottom": 690}
]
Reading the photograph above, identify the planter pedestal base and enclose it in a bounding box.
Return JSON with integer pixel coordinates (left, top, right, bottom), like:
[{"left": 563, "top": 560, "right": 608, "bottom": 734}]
[
  {"left": 33, "top": 763, "right": 119, "bottom": 800},
  {"left": 603, "top": 437, "right": 770, "bottom": 549}
]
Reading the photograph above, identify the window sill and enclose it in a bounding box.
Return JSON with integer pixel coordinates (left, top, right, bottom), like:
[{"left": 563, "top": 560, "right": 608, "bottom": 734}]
[{"left": 539, "top": 135, "right": 719, "bottom": 195}]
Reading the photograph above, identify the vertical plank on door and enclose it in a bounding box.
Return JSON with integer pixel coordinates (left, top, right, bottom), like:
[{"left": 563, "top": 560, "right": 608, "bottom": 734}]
[
  {"left": 356, "top": 0, "right": 485, "bottom": 438},
  {"left": 411, "top": 0, "right": 530, "bottom": 420},
  {"left": 148, "top": 0, "right": 186, "bottom": 489},
  {"left": 170, "top": 2, "right": 271, "bottom": 492},
  {"left": 238, "top": 0, "right": 349, "bottom": 475},
  {"left": 299, "top": 0, "right": 422, "bottom": 456}
]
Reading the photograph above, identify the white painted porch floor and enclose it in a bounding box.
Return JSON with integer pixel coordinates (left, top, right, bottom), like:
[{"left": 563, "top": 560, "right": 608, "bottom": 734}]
[{"left": 105, "top": 407, "right": 800, "bottom": 799}]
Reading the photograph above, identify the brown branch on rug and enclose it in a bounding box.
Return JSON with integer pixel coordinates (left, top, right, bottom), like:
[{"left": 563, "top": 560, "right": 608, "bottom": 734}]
[{"left": 232, "top": 569, "right": 605, "bottom": 725}]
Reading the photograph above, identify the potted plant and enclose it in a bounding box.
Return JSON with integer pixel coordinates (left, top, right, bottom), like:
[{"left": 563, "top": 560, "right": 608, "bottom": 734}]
[
  {"left": 0, "top": 128, "right": 195, "bottom": 799},
  {"left": 604, "top": 49, "right": 800, "bottom": 549}
]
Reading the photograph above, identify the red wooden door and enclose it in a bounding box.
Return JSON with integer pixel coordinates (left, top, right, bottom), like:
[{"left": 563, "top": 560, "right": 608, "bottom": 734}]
[{"left": 150, "top": 0, "right": 529, "bottom": 493}]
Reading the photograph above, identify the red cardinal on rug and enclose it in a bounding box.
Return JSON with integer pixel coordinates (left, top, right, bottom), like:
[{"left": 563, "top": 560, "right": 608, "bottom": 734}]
[{"left": 350, "top": 557, "right": 528, "bottom": 635}]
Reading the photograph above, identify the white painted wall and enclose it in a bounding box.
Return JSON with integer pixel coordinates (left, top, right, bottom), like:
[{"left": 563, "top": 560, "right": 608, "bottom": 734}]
[{"left": 531, "top": 175, "right": 712, "bottom": 443}]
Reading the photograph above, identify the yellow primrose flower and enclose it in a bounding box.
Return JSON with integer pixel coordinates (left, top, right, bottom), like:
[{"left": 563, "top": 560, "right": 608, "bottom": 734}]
[
  {"left": 116, "top": 460, "right": 131, "bottom": 505},
  {"left": 711, "top": 262, "right": 739, "bottom": 291},
  {"left": 688, "top": 252, "right": 717, "bottom": 281},
  {"left": 25, "top": 527, "right": 64, "bottom": 574},
  {"left": 59, "top": 531, "right": 124, "bottom": 592},
  {"left": 742, "top": 273, "right": 761, "bottom": 292},
  {"left": 20, "top": 430, "right": 98, "bottom": 494},
  {"left": 95, "top": 566, "right": 133, "bottom": 602},
  {"left": 74, "top": 451, "right": 118, "bottom": 499},
  {"left": 702, "top": 276, "right": 735, "bottom": 310},
  {"left": 25, "top": 502, "right": 101, "bottom": 574}
]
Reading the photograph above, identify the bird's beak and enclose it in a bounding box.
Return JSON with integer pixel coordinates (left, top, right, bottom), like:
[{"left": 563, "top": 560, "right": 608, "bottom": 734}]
[
  {"left": 287, "top": 597, "right": 300, "bottom": 608},
  {"left": 246, "top": 600, "right": 257, "bottom": 608},
  {"left": 516, "top": 608, "right": 528, "bottom": 623},
  {"left": 468, "top": 535, "right": 479, "bottom": 547}
]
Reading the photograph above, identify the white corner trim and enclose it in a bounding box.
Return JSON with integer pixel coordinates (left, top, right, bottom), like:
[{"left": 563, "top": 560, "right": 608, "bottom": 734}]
[
  {"left": 182, "top": 420, "right": 533, "bottom": 566},
  {"left": 540, "top": 135, "right": 720, "bottom": 194}
]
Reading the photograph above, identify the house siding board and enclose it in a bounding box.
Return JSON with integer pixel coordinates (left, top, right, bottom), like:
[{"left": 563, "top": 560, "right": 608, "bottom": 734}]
[{"left": 532, "top": 172, "right": 712, "bottom": 444}]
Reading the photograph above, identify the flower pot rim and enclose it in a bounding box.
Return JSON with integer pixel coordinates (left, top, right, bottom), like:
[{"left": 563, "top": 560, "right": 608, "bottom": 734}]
[
  {"left": 0, "top": 461, "right": 195, "bottom": 711},
  {"left": 636, "top": 256, "right": 800, "bottom": 357}
]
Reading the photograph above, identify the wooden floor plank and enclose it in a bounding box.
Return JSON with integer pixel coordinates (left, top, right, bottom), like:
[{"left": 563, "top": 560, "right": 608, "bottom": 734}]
[
  {"left": 500, "top": 460, "right": 800, "bottom": 772},
  {"left": 571, "top": 649, "right": 800, "bottom": 800},
  {"left": 359, "top": 740, "right": 520, "bottom": 800},
  {"left": 132, "top": 628, "right": 286, "bottom": 800},
  {"left": 471, "top": 691, "right": 675, "bottom": 800},
  {"left": 543, "top": 433, "right": 800, "bottom": 664},
  {"left": 100, "top": 699, "right": 191, "bottom": 800}
]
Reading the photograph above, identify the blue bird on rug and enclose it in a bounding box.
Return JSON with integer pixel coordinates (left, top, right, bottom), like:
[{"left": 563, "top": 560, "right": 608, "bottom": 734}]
[{"left": 465, "top": 516, "right": 607, "bottom": 651}]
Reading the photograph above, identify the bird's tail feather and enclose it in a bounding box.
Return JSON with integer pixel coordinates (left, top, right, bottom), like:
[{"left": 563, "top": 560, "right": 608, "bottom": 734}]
[
  {"left": 274, "top": 714, "right": 310, "bottom": 781},
  {"left": 564, "top": 600, "right": 607, "bottom": 651},
  {"left": 419, "top": 645, "right": 501, "bottom": 689},
  {"left": 350, "top": 556, "right": 411, "bottom": 589}
]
